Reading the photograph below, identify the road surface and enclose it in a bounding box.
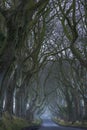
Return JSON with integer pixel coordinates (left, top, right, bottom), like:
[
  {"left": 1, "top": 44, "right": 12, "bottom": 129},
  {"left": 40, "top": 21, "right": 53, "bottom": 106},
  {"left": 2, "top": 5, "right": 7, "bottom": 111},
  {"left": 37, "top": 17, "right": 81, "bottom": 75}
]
[{"left": 22, "top": 119, "right": 86, "bottom": 130}]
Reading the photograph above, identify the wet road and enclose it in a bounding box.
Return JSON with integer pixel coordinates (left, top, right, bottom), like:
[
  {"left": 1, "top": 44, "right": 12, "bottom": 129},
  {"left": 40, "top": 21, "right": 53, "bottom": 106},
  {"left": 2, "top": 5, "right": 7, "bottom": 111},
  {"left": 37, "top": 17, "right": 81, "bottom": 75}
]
[{"left": 22, "top": 119, "right": 86, "bottom": 130}]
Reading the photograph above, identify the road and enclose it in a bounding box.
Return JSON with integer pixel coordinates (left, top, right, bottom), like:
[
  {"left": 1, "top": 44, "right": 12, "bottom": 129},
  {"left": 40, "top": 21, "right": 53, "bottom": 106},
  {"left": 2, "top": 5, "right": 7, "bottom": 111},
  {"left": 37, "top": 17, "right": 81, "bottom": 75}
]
[
  {"left": 22, "top": 119, "right": 86, "bottom": 130},
  {"left": 39, "top": 119, "right": 86, "bottom": 130}
]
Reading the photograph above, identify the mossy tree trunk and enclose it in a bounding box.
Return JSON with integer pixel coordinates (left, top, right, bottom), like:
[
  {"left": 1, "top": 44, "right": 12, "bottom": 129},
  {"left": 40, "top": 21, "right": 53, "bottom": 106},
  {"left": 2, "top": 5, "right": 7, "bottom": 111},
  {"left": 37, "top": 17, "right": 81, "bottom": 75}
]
[
  {"left": 4, "top": 73, "right": 16, "bottom": 115},
  {"left": 0, "top": 12, "right": 17, "bottom": 117}
]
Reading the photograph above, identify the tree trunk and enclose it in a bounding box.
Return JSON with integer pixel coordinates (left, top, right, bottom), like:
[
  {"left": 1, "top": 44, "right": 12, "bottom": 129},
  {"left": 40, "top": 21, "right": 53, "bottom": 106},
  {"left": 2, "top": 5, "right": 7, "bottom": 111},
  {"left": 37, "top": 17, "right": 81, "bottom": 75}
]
[
  {"left": 4, "top": 78, "right": 15, "bottom": 115},
  {"left": 84, "top": 98, "right": 87, "bottom": 120},
  {"left": 15, "top": 88, "right": 27, "bottom": 117},
  {"left": 65, "top": 88, "right": 73, "bottom": 121},
  {"left": 0, "top": 72, "right": 9, "bottom": 118},
  {"left": 72, "top": 90, "right": 81, "bottom": 121},
  {"left": 0, "top": 16, "right": 16, "bottom": 117},
  {"left": 15, "top": 90, "right": 21, "bottom": 117}
]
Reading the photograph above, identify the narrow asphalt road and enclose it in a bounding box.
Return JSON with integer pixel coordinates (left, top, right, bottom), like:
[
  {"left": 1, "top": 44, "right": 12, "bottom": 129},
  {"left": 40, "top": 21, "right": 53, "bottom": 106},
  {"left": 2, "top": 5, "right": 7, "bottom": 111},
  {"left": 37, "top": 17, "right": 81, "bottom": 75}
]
[{"left": 22, "top": 119, "right": 87, "bottom": 130}]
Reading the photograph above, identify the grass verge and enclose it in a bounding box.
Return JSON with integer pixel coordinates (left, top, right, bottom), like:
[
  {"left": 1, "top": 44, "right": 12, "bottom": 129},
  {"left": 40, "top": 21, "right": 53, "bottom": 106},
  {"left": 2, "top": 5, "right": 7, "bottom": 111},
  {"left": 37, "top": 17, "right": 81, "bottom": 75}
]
[
  {"left": 0, "top": 112, "right": 41, "bottom": 130},
  {"left": 53, "top": 118, "right": 87, "bottom": 128}
]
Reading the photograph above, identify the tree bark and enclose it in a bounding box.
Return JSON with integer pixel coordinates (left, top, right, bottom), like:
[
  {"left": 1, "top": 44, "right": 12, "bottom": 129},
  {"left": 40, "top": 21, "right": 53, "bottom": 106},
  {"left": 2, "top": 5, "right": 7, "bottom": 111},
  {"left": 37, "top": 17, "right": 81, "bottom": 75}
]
[
  {"left": 4, "top": 77, "right": 15, "bottom": 115},
  {"left": 84, "top": 98, "right": 87, "bottom": 119}
]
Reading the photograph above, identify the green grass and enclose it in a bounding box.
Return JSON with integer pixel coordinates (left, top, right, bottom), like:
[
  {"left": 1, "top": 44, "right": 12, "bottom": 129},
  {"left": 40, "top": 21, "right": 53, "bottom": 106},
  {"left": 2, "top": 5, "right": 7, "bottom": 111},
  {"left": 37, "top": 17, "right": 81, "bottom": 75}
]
[
  {"left": 0, "top": 112, "right": 41, "bottom": 130},
  {"left": 31, "top": 119, "right": 42, "bottom": 126},
  {"left": 53, "top": 118, "right": 87, "bottom": 128}
]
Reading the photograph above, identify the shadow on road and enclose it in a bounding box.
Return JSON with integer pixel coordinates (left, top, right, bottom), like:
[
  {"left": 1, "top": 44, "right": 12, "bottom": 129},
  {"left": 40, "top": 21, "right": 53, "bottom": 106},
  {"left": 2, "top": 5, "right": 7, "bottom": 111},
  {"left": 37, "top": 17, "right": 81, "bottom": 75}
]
[
  {"left": 22, "top": 126, "right": 87, "bottom": 130},
  {"left": 22, "top": 126, "right": 40, "bottom": 130},
  {"left": 22, "top": 126, "right": 62, "bottom": 130}
]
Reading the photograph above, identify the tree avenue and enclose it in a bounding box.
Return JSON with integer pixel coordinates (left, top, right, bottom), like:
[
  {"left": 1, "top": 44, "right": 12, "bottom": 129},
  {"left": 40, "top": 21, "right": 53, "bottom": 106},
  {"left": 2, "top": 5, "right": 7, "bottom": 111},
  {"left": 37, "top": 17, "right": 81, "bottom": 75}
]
[{"left": 0, "top": 0, "right": 87, "bottom": 128}]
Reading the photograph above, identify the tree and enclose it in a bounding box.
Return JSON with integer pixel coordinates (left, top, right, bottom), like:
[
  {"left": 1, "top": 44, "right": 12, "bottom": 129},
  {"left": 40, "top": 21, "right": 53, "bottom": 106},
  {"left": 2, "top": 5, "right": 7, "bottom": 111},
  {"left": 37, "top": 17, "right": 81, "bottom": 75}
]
[
  {"left": 0, "top": 0, "right": 50, "bottom": 118},
  {"left": 52, "top": 0, "right": 87, "bottom": 69}
]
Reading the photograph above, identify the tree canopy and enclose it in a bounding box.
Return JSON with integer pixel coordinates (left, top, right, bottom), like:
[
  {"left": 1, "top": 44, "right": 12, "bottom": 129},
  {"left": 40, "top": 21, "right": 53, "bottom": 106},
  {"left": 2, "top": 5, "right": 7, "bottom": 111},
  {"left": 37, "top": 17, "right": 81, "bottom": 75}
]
[{"left": 0, "top": 0, "right": 87, "bottom": 124}]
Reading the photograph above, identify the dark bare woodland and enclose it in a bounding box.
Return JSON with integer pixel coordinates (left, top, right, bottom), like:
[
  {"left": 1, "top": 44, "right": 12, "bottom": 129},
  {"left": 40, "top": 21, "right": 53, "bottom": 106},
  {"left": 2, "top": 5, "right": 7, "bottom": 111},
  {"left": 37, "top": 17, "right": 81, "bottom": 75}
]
[{"left": 0, "top": 0, "right": 87, "bottom": 130}]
